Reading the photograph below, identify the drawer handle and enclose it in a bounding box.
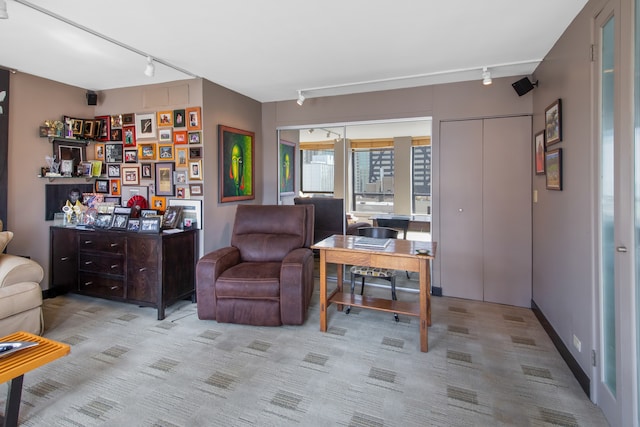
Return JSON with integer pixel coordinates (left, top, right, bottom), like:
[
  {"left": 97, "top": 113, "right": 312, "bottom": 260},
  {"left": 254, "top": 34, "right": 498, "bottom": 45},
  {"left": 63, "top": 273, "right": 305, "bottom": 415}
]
[
  {"left": 110, "top": 264, "right": 118, "bottom": 269},
  {"left": 60, "top": 256, "right": 69, "bottom": 261},
  {"left": 83, "top": 281, "right": 93, "bottom": 286},
  {"left": 139, "top": 267, "right": 147, "bottom": 272},
  {"left": 110, "top": 243, "right": 119, "bottom": 247},
  {"left": 110, "top": 286, "right": 119, "bottom": 290},
  {"left": 84, "top": 240, "right": 93, "bottom": 244},
  {"left": 84, "top": 261, "right": 93, "bottom": 265}
]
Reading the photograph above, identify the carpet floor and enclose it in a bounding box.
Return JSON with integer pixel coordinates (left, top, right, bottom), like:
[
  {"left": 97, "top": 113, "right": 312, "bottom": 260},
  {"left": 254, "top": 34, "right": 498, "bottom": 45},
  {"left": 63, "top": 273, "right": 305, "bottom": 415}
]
[{"left": 2, "top": 277, "right": 608, "bottom": 426}]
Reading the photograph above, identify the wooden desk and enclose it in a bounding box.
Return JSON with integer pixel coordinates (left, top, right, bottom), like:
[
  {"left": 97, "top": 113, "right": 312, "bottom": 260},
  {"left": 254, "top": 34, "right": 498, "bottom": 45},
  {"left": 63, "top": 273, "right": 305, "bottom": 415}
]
[
  {"left": 0, "top": 331, "right": 70, "bottom": 427},
  {"left": 312, "top": 235, "right": 437, "bottom": 352}
]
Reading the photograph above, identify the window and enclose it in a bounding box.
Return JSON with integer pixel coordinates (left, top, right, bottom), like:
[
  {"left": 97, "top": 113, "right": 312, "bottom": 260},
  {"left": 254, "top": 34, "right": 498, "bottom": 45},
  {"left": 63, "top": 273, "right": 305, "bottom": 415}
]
[
  {"left": 300, "top": 146, "right": 334, "bottom": 195},
  {"left": 412, "top": 144, "right": 431, "bottom": 215},
  {"left": 352, "top": 147, "right": 394, "bottom": 214}
]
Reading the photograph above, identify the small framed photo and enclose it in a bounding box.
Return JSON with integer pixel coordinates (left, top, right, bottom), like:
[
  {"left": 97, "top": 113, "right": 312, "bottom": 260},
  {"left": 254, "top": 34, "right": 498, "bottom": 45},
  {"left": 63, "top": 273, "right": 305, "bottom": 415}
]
[
  {"left": 91, "top": 160, "right": 103, "bottom": 177},
  {"left": 110, "top": 128, "right": 123, "bottom": 142},
  {"left": 113, "top": 206, "right": 132, "bottom": 215},
  {"left": 124, "top": 148, "right": 138, "bottom": 163},
  {"left": 138, "top": 143, "right": 156, "bottom": 161},
  {"left": 96, "top": 116, "right": 110, "bottom": 141},
  {"left": 176, "top": 186, "right": 188, "bottom": 199},
  {"left": 105, "top": 143, "right": 123, "bottom": 163},
  {"left": 140, "top": 209, "right": 158, "bottom": 218},
  {"left": 80, "top": 161, "right": 93, "bottom": 177},
  {"left": 155, "top": 162, "right": 175, "bottom": 196},
  {"left": 110, "top": 179, "right": 121, "bottom": 196},
  {"left": 93, "top": 120, "right": 102, "bottom": 139},
  {"left": 123, "top": 125, "right": 136, "bottom": 147},
  {"left": 122, "top": 166, "right": 140, "bottom": 186},
  {"left": 107, "top": 163, "right": 121, "bottom": 178},
  {"left": 95, "top": 143, "right": 105, "bottom": 161},
  {"left": 545, "top": 99, "right": 562, "bottom": 146},
  {"left": 159, "top": 128, "right": 173, "bottom": 142},
  {"left": 139, "top": 216, "right": 162, "bottom": 233},
  {"left": 189, "top": 160, "right": 202, "bottom": 180},
  {"left": 95, "top": 213, "right": 112, "bottom": 229},
  {"left": 175, "top": 147, "right": 188, "bottom": 168},
  {"left": 173, "top": 130, "right": 188, "bottom": 145},
  {"left": 127, "top": 218, "right": 141, "bottom": 232},
  {"left": 186, "top": 106, "right": 202, "bottom": 131},
  {"left": 71, "top": 119, "right": 84, "bottom": 136},
  {"left": 162, "top": 205, "right": 183, "bottom": 229},
  {"left": 169, "top": 199, "right": 203, "bottom": 229},
  {"left": 189, "top": 183, "right": 203, "bottom": 196},
  {"left": 545, "top": 148, "right": 562, "bottom": 190},
  {"left": 173, "top": 109, "right": 186, "bottom": 128},
  {"left": 95, "top": 179, "right": 109, "bottom": 194},
  {"left": 189, "top": 146, "right": 202, "bottom": 159},
  {"left": 110, "top": 213, "right": 129, "bottom": 230},
  {"left": 158, "top": 144, "right": 174, "bottom": 160},
  {"left": 534, "top": 131, "right": 545, "bottom": 175},
  {"left": 188, "top": 131, "right": 201, "bottom": 144},
  {"left": 135, "top": 112, "right": 157, "bottom": 140},
  {"left": 157, "top": 111, "right": 173, "bottom": 127},
  {"left": 83, "top": 120, "right": 95, "bottom": 139},
  {"left": 141, "top": 163, "right": 153, "bottom": 179},
  {"left": 151, "top": 196, "right": 166, "bottom": 212},
  {"left": 122, "top": 113, "right": 135, "bottom": 125},
  {"left": 174, "top": 169, "right": 188, "bottom": 184},
  {"left": 110, "top": 114, "right": 123, "bottom": 129}
]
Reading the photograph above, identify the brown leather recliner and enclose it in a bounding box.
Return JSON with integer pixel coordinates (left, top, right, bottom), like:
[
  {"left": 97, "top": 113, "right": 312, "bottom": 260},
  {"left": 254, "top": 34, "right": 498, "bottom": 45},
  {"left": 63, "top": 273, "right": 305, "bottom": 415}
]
[{"left": 196, "top": 204, "right": 315, "bottom": 326}]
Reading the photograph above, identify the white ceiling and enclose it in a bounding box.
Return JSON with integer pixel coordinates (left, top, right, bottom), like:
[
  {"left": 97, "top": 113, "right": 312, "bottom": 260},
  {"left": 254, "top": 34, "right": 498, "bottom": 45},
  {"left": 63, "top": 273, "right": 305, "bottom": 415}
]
[{"left": 0, "top": 0, "right": 587, "bottom": 103}]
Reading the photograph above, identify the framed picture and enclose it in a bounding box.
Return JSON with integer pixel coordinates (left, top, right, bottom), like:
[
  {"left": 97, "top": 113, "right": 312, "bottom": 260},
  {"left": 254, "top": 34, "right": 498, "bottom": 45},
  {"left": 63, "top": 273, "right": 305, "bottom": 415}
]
[
  {"left": 186, "top": 107, "right": 202, "bottom": 131},
  {"left": 110, "top": 179, "right": 121, "bottom": 196},
  {"left": 158, "top": 128, "right": 173, "bottom": 143},
  {"left": 158, "top": 144, "right": 174, "bottom": 160},
  {"left": 122, "top": 166, "right": 140, "bottom": 186},
  {"left": 110, "top": 213, "right": 129, "bottom": 230},
  {"left": 279, "top": 140, "right": 295, "bottom": 195},
  {"left": 545, "top": 148, "right": 563, "bottom": 190},
  {"left": 151, "top": 196, "right": 166, "bottom": 212},
  {"left": 94, "top": 213, "right": 112, "bottom": 229},
  {"left": 188, "top": 131, "right": 202, "bottom": 144},
  {"left": 189, "top": 146, "right": 202, "bottom": 159},
  {"left": 94, "top": 143, "right": 105, "bottom": 161},
  {"left": 138, "top": 143, "right": 156, "bottom": 161},
  {"left": 122, "top": 125, "right": 136, "bottom": 147},
  {"left": 141, "top": 163, "right": 153, "bottom": 179},
  {"left": 54, "top": 140, "right": 85, "bottom": 167},
  {"left": 173, "top": 130, "right": 187, "bottom": 145},
  {"left": 174, "top": 169, "right": 188, "bottom": 185},
  {"left": 169, "top": 199, "right": 203, "bottom": 229},
  {"left": 95, "top": 179, "right": 109, "bottom": 194},
  {"left": 96, "top": 116, "right": 110, "bottom": 141},
  {"left": 110, "top": 114, "right": 123, "bottom": 129},
  {"left": 140, "top": 209, "right": 158, "bottom": 218},
  {"left": 127, "top": 218, "right": 140, "bottom": 232},
  {"left": 545, "top": 99, "right": 562, "bottom": 146},
  {"left": 124, "top": 148, "right": 138, "bottom": 163},
  {"left": 534, "top": 131, "right": 545, "bottom": 175},
  {"left": 135, "top": 112, "right": 157, "bottom": 140},
  {"left": 93, "top": 120, "right": 102, "bottom": 139},
  {"left": 105, "top": 143, "right": 123, "bottom": 163},
  {"left": 175, "top": 147, "right": 188, "bottom": 168},
  {"left": 189, "top": 183, "right": 203, "bottom": 196},
  {"left": 80, "top": 161, "right": 92, "bottom": 177},
  {"left": 139, "top": 216, "right": 162, "bottom": 233},
  {"left": 107, "top": 163, "right": 121, "bottom": 178},
  {"left": 173, "top": 109, "right": 186, "bottom": 128},
  {"left": 91, "top": 160, "right": 103, "bottom": 177},
  {"left": 121, "top": 186, "right": 149, "bottom": 208},
  {"left": 162, "top": 205, "right": 183, "bottom": 229},
  {"left": 122, "top": 113, "right": 135, "bottom": 125},
  {"left": 71, "top": 119, "right": 84, "bottom": 136},
  {"left": 219, "top": 125, "right": 254, "bottom": 202},
  {"left": 157, "top": 110, "right": 173, "bottom": 127},
  {"left": 176, "top": 186, "right": 188, "bottom": 199},
  {"left": 189, "top": 160, "right": 202, "bottom": 180},
  {"left": 83, "top": 120, "right": 94, "bottom": 139},
  {"left": 110, "top": 128, "right": 123, "bottom": 141},
  {"left": 155, "top": 162, "right": 175, "bottom": 196}
]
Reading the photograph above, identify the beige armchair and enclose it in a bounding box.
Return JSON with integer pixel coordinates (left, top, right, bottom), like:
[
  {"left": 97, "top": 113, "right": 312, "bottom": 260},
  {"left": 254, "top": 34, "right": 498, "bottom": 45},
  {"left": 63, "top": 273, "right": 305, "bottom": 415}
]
[{"left": 0, "top": 231, "right": 44, "bottom": 336}]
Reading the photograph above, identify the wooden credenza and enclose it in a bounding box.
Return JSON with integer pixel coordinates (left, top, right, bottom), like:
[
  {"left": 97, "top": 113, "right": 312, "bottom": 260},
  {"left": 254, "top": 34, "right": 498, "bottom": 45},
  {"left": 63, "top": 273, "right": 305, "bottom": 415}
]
[{"left": 49, "top": 226, "right": 197, "bottom": 319}]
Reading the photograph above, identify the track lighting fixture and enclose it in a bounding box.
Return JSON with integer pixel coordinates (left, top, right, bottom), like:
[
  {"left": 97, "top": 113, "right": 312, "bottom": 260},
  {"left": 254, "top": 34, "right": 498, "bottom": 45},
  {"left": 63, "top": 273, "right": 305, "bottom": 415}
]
[
  {"left": 482, "top": 67, "right": 492, "bottom": 85},
  {"left": 144, "top": 57, "right": 155, "bottom": 77},
  {"left": 296, "top": 90, "right": 305, "bottom": 106},
  {"left": 0, "top": 0, "right": 8, "bottom": 19}
]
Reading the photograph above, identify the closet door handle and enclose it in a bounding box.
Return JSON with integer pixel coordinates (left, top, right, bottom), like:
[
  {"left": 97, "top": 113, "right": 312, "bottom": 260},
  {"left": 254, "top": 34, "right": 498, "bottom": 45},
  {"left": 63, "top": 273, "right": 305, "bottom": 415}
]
[{"left": 616, "top": 246, "right": 628, "bottom": 253}]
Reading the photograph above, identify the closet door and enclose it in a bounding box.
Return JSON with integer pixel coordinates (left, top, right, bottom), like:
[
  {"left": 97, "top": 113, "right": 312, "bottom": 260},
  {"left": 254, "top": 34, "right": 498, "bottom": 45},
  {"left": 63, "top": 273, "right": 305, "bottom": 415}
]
[
  {"left": 483, "top": 116, "right": 532, "bottom": 307},
  {"left": 439, "top": 120, "right": 484, "bottom": 301}
]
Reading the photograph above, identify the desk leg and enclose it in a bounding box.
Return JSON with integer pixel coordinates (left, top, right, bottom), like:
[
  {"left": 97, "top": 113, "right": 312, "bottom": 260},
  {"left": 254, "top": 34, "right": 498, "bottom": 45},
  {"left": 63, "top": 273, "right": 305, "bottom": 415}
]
[
  {"left": 3, "top": 374, "right": 23, "bottom": 427},
  {"left": 419, "top": 259, "right": 429, "bottom": 352},
  {"left": 319, "top": 250, "right": 327, "bottom": 332},
  {"left": 336, "top": 263, "right": 344, "bottom": 312}
]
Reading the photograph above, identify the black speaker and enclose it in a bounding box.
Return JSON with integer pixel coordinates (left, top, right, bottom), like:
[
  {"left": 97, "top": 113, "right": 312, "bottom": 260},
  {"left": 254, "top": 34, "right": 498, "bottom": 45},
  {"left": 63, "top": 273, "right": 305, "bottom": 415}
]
[
  {"left": 512, "top": 77, "right": 537, "bottom": 96},
  {"left": 86, "top": 91, "right": 97, "bottom": 105}
]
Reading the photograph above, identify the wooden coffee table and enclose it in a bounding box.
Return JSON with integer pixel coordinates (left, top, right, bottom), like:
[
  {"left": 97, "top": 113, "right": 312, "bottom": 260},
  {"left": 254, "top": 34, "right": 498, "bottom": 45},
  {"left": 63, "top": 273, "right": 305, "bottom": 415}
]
[{"left": 0, "top": 331, "right": 70, "bottom": 427}]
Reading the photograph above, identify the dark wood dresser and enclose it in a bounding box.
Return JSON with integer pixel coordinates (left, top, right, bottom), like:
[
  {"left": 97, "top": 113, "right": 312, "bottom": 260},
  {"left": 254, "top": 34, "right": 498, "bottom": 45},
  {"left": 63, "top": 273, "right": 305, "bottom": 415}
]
[{"left": 49, "top": 226, "right": 197, "bottom": 319}]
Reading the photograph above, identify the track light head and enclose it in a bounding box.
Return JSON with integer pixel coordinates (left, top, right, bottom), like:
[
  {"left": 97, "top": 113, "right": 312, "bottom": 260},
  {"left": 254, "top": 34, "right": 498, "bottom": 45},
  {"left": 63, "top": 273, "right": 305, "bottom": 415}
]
[
  {"left": 482, "top": 67, "right": 492, "bottom": 85},
  {"left": 144, "top": 56, "right": 155, "bottom": 77},
  {"left": 0, "top": 0, "right": 8, "bottom": 19},
  {"left": 297, "top": 90, "right": 305, "bottom": 106}
]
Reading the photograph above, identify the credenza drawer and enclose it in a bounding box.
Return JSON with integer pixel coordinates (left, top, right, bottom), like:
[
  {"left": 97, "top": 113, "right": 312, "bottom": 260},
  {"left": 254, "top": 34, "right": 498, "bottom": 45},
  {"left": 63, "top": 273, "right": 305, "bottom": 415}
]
[
  {"left": 78, "top": 233, "right": 126, "bottom": 254},
  {"left": 78, "top": 272, "right": 125, "bottom": 298},
  {"left": 79, "top": 252, "right": 125, "bottom": 275}
]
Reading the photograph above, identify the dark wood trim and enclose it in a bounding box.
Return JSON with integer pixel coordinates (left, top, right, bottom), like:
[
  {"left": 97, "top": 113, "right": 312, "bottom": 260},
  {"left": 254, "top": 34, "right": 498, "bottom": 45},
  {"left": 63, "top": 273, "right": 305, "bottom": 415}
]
[
  {"left": 0, "top": 69, "right": 8, "bottom": 229},
  {"left": 531, "top": 299, "right": 590, "bottom": 397}
]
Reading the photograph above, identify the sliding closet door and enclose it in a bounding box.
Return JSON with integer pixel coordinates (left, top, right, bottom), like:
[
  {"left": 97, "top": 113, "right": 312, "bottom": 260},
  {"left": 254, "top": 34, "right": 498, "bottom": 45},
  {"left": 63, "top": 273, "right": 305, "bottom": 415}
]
[
  {"left": 439, "top": 120, "right": 484, "bottom": 301},
  {"left": 483, "top": 116, "right": 532, "bottom": 307}
]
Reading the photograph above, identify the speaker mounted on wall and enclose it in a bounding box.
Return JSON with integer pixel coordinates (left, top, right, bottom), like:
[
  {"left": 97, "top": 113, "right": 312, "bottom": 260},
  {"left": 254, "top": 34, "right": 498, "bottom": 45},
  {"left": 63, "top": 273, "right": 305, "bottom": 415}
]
[
  {"left": 512, "top": 77, "right": 538, "bottom": 96},
  {"left": 86, "top": 90, "right": 97, "bottom": 105}
]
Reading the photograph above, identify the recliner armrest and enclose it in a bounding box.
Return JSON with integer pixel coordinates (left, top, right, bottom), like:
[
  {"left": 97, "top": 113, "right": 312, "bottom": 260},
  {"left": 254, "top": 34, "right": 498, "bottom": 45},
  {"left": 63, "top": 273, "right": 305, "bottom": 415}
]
[
  {"left": 280, "top": 247, "right": 315, "bottom": 325},
  {"left": 196, "top": 247, "right": 241, "bottom": 320},
  {"left": 0, "top": 254, "right": 44, "bottom": 288}
]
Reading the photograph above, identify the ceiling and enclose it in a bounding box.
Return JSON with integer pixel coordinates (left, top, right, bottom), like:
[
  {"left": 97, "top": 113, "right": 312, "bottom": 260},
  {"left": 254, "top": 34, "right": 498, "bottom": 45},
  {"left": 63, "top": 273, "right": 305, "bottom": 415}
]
[{"left": 0, "top": 0, "right": 587, "bottom": 103}]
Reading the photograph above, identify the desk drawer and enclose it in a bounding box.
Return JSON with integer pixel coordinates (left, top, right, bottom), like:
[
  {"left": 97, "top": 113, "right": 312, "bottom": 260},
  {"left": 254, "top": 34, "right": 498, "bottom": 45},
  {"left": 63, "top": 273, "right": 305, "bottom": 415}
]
[
  {"left": 78, "top": 233, "right": 126, "bottom": 254},
  {"left": 78, "top": 272, "right": 125, "bottom": 298},
  {"left": 79, "top": 253, "right": 125, "bottom": 275}
]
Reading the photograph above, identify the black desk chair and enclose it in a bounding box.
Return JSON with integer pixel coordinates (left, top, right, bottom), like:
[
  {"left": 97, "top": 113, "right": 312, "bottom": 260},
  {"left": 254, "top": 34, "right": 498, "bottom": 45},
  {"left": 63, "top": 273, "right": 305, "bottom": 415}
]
[
  {"left": 347, "top": 226, "right": 400, "bottom": 322},
  {"left": 375, "top": 217, "right": 411, "bottom": 278}
]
